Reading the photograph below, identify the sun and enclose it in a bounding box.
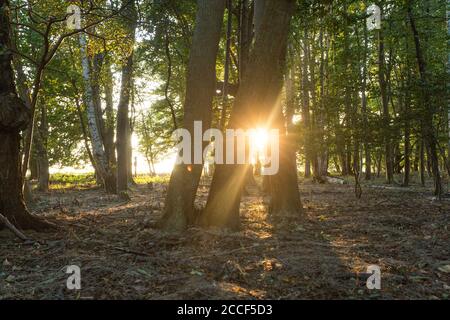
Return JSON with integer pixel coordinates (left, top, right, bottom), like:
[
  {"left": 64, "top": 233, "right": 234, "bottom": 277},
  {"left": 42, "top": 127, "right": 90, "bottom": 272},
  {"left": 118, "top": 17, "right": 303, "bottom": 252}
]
[{"left": 250, "top": 128, "right": 269, "bottom": 152}]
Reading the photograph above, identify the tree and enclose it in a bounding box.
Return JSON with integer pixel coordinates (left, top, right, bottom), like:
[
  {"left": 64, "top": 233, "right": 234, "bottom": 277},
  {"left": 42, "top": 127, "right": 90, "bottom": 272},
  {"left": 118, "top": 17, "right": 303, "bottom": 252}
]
[
  {"left": 407, "top": 1, "right": 442, "bottom": 196},
  {"left": 0, "top": 0, "right": 52, "bottom": 230},
  {"left": 116, "top": 0, "right": 138, "bottom": 198},
  {"left": 201, "top": 0, "right": 299, "bottom": 230},
  {"left": 377, "top": 4, "right": 394, "bottom": 184},
  {"left": 79, "top": 31, "right": 117, "bottom": 193},
  {"left": 158, "top": 0, "right": 226, "bottom": 232}
]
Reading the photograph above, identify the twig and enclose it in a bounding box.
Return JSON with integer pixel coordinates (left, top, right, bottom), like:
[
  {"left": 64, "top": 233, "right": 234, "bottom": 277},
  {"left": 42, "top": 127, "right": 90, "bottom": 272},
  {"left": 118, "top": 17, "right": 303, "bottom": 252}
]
[
  {"left": 0, "top": 213, "right": 31, "bottom": 242},
  {"left": 111, "top": 246, "right": 152, "bottom": 257}
]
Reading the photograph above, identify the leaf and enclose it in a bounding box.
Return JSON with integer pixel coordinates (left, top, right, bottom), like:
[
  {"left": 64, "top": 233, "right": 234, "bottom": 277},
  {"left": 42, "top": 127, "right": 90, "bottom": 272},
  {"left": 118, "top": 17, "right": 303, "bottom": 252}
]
[
  {"left": 437, "top": 265, "right": 450, "bottom": 274},
  {"left": 190, "top": 270, "right": 203, "bottom": 276},
  {"left": 137, "top": 269, "right": 152, "bottom": 277},
  {"left": 5, "top": 275, "right": 15, "bottom": 282}
]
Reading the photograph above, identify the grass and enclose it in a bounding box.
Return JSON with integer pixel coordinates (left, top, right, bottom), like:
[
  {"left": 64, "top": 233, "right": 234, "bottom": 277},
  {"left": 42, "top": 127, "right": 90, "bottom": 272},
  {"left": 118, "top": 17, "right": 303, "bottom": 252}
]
[
  {"left": 46, "top": 173, "right": 171, "bottom": 191},
  {"left": 134, "top": 174, "right": 170, "bottom": 185}
]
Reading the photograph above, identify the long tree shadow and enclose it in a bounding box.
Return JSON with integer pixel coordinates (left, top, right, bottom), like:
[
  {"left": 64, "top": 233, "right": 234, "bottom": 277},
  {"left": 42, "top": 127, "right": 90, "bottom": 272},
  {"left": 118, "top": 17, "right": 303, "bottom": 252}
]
[{"left": 157, "top": 182, "right": 360, "bottom": 299}]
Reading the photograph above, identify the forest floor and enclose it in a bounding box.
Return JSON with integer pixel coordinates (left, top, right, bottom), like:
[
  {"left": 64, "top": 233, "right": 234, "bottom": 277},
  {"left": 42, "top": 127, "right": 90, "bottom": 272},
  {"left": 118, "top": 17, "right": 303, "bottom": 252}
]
[{"left": 0, "top": 174, "right": 449, "bottom": 300}]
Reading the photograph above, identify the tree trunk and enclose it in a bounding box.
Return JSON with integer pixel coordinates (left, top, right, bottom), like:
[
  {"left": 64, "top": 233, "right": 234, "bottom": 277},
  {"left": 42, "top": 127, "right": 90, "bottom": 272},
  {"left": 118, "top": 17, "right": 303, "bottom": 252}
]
[
  {"left": 0, "top": 0, "right": 52, "bottom": 230},
  {"left": 91, "top": 53, "right": 106, "bottom": 146},
  {"left": 29, "top": 156, "right": 38, "bottom": 180},
  {"left": 104, "top": 60, "right": 117, "bottom": 168},
  {"left": 301, "top": 29, "right": 311, "bottom": 178},
  {"left": 127, "top": 118, "right": 135, "bottom": 184},
  {"left": 159, "top": 0, "right": 226, "bottom": 232},
  {"left": 269, "top": 47, "right": 302, "bottom": 215},
  {"left": 74, "top": 95, "right": 100, "bottom": 179},
  {"left": 201, "top": 0, "right": 298, "bottom": 229},
  {"left": 79, "top": 32, "right": 116, "bottom": 194},
  {"left": 447, "top": 1, "right": 450, "bottom": 175},
  {"left": 116, "top": 0, "right": 137, "bottom": 197},
  {"left": 408, "top": 5, "right": 442, "bottom": 196},
  {"left": 377, "top": 22, "right": 393, "bottom": 184},
  {"left": 269, "top": 112, "right": 303, "bottom": 215},
  {"left": 238, "top": 0, "right": 252, "bottom": 81},
  {"left": 362, "top": 20, "right": 372, "bottom": 180},
  {"left": 253, "top": 0, "right": 266, "bottom": 36},
  {"left": 36, "top": 104, "right": 49, "bottom": 192},
  {"left": 403, "top": 78, "right": 411, "bottom": 187},
  {"left": 219, "top": 0, "right": 233, "bottom": 129}
]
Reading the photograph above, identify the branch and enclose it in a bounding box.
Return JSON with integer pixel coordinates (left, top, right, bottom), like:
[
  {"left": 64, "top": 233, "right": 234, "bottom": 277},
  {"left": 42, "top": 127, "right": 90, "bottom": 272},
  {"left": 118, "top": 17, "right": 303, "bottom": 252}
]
[
  {"left": 9, "top": 48, "right": 38, "bottom": 65},
  {"left": 43, "top": 2, "right": 132, "bottom": 66},
  {"left": 0, "top": 213, "right": 31, "bottom": 242},
  {"left": 11, "top": 21, "right": 46, "bottom": 37}
]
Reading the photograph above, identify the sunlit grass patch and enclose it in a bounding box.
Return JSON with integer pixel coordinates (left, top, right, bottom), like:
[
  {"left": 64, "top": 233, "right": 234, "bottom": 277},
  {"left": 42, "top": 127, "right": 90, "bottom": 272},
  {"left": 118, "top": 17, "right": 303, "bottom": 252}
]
[
  {"left": 49, "top": 173, "right": 97, "bottom": 190},
  {"left": 134, "top": 174, "right": 170, "bottom": 185}
]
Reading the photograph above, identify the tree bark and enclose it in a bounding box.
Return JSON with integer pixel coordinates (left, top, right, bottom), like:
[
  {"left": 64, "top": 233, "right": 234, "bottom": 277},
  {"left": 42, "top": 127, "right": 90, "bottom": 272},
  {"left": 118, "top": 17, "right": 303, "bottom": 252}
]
[
  {"left": 201, "top": 0, "right": 298, "bottom": 229},
  {"left": 79, "top": 32, "right": 117, "bottom": 194},
  {"left": 362, "top": 19, "right": 371, "bottom": 180},
  {"left": 36, "top": 104, "right": 49, "bottom": 192},
  {"left": 104, "top": 60, "right": 117, "bottom": 168},
  {"left": 159, "top": 0, "right": 226, "bottom": 232},
  {"left": 301, "top": 29, "right": 312, "bottom": 178},
  {"left": 377, "top": 19, "right": 393, "bottom": 184},
  {"left": 116, "top": 0, "right": 137, "bottom": 197},
  {"left": 408, "top": 4, "right": 442, "bottom": 196},
  {"left": 420, "top": 140, "right": 426, "bottom": 186},
  {"left": 219, "top": 0, "right": 233, "bottom": 130},
  {"left": 447, "top": 1, "right": 450, "bottom": 177},
  {"left": 0, "top": 0, "right": 52, "bottom": 230},
  {"left": 238, "top": 0, "right": 252, "bottom": 81},
  {"left": 402, "top": 67, "right": 412, "bottom": 187}
]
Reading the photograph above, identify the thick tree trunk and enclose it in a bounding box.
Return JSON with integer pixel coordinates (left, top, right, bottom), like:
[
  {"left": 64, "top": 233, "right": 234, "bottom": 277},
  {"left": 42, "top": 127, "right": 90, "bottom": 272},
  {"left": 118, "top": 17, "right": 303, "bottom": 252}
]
[
  {"left": 11, "top": 36, "right": 38, "bottom": 203},
  {"left": 201, "top": 0, "right": 298, "bottom": 229},
  {"left": 238, "top": 0, "right": 252, "bottom": 81},
  {"left": 116, "top": 54, "right": 134, "bottom": 195},
  {"left": 117, "top": 0, "right": 137, "bottom": 197},
  {"left": 253, "top": 0, "right": 266, "bottom": 36},
  {"left": 269, "top": 113, "right": 302, "bottom": 215},
  {"left": 0, "top": 0, "right": 52, "bottom": 230},
  {"left": 268, "top": 48, "right": 302, "bottom": 215},
  {"left": 159, "top": 0, "right": 226, "bottom": 232}
]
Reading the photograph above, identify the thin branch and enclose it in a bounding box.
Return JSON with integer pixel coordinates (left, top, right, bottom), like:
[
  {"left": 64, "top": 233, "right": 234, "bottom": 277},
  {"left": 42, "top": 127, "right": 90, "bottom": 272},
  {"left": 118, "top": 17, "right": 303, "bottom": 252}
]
[{"left": 0, "top": 213, "right": 31, "bottom": 242}]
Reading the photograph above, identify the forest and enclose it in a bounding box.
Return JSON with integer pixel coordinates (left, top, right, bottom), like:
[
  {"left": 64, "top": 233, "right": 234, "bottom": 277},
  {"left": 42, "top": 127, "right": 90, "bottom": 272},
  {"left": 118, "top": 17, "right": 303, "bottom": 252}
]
[{"left": 0, "top": 0, "right": 449, "bottom": 301}]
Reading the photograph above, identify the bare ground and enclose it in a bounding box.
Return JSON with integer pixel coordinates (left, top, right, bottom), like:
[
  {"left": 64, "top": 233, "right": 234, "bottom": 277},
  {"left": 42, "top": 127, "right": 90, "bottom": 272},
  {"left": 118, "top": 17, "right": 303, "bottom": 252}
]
[{"left": 0, "top": 178, "right": 449, "bottom": 300}]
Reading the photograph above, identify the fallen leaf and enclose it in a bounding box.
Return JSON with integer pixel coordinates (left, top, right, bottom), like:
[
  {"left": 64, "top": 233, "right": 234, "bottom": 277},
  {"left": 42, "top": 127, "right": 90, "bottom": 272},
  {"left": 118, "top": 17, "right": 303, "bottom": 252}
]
[
  {"left": 190, "top": 270, "right": 203, "bottom": 276},
  {"left": 438, "top": 265, "right": 450, "bottom": 274}
]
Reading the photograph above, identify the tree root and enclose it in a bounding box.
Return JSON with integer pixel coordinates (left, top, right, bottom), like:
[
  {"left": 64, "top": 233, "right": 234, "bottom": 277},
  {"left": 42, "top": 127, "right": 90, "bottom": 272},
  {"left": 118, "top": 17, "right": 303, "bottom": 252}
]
[{"left": 0, "top": 212, "right": 31, "bottom": 242}]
